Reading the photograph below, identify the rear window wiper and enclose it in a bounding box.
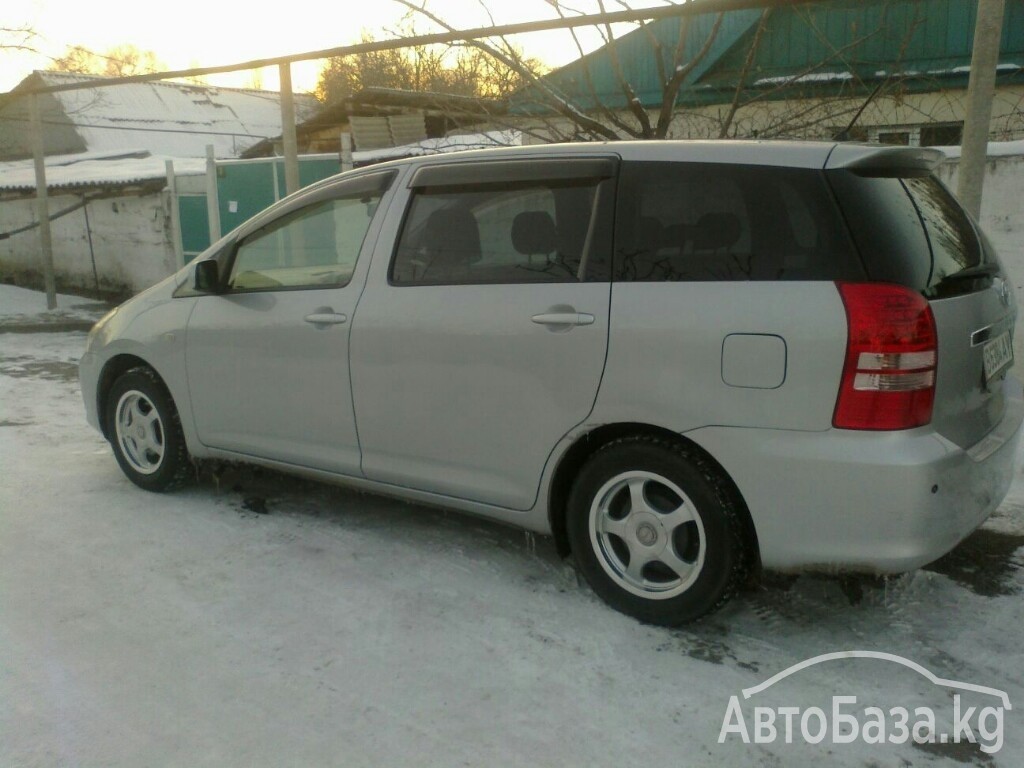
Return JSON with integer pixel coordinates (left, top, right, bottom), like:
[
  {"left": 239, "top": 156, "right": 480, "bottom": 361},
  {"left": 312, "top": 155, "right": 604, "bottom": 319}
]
[{"left": 938, "top": 262, "right": 1000, "bottom": 282}]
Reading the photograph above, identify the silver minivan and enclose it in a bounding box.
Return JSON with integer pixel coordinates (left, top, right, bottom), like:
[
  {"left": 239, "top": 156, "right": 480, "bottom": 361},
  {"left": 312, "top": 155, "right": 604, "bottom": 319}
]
[{"left": 80, "top": 141, "right": 1023, "bottom": 625}]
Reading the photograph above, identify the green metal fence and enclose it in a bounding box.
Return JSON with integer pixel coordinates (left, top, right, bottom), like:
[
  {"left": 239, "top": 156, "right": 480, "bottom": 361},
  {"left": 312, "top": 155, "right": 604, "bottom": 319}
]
[{"left": 176, "top": 155, "right": 342, "bottom": 263}]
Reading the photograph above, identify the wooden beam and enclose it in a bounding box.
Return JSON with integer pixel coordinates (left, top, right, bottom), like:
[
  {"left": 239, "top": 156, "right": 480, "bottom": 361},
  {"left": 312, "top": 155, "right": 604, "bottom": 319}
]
[{"left": 6, "top": 1, "right": 814, "bottom": 98}]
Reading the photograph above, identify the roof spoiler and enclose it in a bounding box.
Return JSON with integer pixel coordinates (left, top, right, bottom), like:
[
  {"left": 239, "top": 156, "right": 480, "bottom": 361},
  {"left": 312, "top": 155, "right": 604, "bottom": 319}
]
[{"left": 825, "top": 145, "right": 945, "bottom": 177}]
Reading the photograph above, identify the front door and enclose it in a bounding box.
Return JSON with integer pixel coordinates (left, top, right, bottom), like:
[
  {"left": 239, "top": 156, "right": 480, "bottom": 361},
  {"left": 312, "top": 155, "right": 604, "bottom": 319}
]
[{"left": 185, "top": 172, "right": 393, "bottom": 474}]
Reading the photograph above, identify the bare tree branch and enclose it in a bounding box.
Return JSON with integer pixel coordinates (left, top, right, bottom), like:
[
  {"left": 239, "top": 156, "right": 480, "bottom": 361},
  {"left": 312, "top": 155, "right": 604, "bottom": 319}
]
[
  {"left": 596, "top": 0, "right": 653, "bottom": 137},
  {"left": 0, "top": 24, "right": 38, "bottom": 54},
  {"left": 547, "top": 0, "right": 643, "bottom": 137},
  {"left": 718, "top": 8, "right": 771, "bottom": 138},
  {"left": 655, "top": 11, "right": 723, "bottom": 138},
  {"left": 395, "top": 0, "right": 623, "bottom": 140}
]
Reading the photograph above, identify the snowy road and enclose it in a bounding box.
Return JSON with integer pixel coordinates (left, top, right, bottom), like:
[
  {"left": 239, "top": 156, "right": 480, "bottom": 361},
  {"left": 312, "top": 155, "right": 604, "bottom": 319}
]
[{"left": 2, "top": 289, "right": 1024, "bottom": 767}]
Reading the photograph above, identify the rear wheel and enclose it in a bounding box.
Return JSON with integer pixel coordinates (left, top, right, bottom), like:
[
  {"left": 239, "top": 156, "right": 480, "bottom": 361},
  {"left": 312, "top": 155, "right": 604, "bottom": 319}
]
[
  {"left": 567, "top": 436, "right": 747, "bottom": 626},
  {"left": 106, "top": 367, "right": 190, "bottom": 492}
]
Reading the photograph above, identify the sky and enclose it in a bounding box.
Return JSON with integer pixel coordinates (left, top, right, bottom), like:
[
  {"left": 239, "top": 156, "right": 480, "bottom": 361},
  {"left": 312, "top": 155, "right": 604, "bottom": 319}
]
[{"left": 1, "top": 0, "right": 666, "bottom": 94}]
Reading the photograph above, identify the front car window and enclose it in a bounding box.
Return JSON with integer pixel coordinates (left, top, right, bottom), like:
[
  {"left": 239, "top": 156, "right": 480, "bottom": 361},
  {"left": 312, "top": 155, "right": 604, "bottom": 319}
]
[{"left": 227, "top": 187, "right": 385, "bottom": 292}]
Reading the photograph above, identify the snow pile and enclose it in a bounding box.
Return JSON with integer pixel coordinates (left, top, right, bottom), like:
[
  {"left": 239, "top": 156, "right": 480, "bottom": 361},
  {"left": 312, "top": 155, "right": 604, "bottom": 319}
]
[{"left": 0, "top": 283, "right": 111, "bottom": 322}]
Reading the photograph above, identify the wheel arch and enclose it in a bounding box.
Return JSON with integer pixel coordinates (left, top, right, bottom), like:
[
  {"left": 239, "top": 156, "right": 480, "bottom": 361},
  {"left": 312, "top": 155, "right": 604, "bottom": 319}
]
[
  {"left": 97, "top": 354, "right": 167, "bottom": 440},
  {"left": 547, "top": 422, "right": 761, "bottom": 570}
]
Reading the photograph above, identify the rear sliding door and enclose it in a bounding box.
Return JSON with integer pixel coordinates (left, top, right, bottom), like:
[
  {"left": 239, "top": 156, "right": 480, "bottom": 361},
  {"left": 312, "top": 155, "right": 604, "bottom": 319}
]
[{"left": 350, "top": 157, "right": 617, "bottom": 509}]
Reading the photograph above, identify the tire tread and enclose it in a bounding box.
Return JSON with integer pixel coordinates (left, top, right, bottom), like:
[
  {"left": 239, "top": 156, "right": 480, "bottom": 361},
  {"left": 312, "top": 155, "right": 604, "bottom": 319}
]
[{"left": 568, "top": 433, "right": 750, "bottom": 625}]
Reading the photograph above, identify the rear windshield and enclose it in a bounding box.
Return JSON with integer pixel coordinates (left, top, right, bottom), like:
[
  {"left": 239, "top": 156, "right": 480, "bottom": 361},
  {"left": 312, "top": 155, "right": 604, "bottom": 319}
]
[
  {"left": 827, "top": 172, "right": 993, "bottom": 297},
  {"left": 614, "top": 162, "right": 865, "bottom": 282}
]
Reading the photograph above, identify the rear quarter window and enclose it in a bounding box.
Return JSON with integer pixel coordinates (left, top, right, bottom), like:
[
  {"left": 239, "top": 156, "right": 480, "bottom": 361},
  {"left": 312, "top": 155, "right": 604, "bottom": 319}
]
[
  {"left": 614, "top": 162, "right": 864, "bottom": 282},
  {"left": 827, "top": 172, "right": 991, "bottom": 297}
]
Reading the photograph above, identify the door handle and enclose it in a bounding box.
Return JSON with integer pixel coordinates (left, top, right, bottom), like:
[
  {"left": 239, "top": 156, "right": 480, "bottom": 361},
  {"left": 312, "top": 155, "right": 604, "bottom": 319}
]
[
  {"left": 531, "top": 312, "right": 595, "bottom": 327},
  {"left": 304, "top": 313, "right": 348, "bottom": 325}
]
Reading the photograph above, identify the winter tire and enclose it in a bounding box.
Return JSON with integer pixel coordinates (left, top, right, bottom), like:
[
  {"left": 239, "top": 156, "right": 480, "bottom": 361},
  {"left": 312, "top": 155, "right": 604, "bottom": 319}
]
[
  {"left": 106, "top": 367, "right": 190, "bottom": 492},
  {"left": 567, "top": 435, "right": 748, "bottom": 626}
]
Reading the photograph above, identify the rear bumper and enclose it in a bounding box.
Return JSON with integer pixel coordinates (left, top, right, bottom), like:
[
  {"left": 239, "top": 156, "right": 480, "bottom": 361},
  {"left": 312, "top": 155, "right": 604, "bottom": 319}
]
[{"left": 688, "top": 376, "right": 1024, "bottom": 573}]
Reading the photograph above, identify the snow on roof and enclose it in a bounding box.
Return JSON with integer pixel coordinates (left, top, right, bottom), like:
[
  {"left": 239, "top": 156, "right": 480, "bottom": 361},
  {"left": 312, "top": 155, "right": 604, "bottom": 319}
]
[
  {"left": 753, "top": 71, "right": 855, "bottom": 86},
  {"left": 352, "top": 131, "right": 523, "bottom": 164},
  {"left": 34, "top": 71, "right": 319, "bottom": 159},
  {"left": 0, "top": 150, "right": 205, "bottom": 192}
]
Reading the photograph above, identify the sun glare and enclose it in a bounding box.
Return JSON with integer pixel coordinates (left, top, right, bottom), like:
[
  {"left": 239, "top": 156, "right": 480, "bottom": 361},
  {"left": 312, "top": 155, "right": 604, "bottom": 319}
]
[{"left": 2, "top": 0, "right": 663, "bottom": 94}]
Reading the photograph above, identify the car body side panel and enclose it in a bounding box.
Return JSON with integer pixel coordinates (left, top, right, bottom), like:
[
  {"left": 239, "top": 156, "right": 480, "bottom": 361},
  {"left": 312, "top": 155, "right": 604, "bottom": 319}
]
[
  {"left": 589, "top": 281, "right": 848, "bottom": 432},
  {"left": 184, "top": 287, "right": 364, "bottom": 474}
]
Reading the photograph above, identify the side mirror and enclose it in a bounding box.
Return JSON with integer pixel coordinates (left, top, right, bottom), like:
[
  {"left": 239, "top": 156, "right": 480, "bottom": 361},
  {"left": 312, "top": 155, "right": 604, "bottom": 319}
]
[{"left": 193, "top": 260, "right": 222, "bottom": 293}]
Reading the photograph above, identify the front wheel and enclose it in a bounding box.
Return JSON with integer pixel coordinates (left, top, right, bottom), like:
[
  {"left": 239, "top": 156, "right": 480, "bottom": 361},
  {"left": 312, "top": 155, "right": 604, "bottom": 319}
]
[
  {"left": 567, "top": 436, "right": 748, "bottom": 626},
  {"left": 106, "top": 367, "right": 190, "bottom": 492}
]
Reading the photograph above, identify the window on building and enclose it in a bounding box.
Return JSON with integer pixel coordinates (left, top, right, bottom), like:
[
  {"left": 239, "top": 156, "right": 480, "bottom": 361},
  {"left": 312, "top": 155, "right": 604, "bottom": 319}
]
[
  {"left": 920, "top": 123, "right": 964, "bottom": 147},
  {"left": 878, "top": 131, "right": 911, "bottom": 146}
]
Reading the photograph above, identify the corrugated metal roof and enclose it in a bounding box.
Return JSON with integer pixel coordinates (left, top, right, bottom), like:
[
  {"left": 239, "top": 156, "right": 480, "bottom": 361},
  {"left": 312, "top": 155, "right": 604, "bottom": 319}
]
[
  {"left": 513, "top": 0, "right": 1024, "bottom": 112},
  {"left": 5, "top": 71, "right": 319, "bottom": 159}
]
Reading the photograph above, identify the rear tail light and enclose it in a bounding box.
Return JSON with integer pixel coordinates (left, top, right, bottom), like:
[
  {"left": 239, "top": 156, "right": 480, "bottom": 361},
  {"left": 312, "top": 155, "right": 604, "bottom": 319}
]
[{"left": 833, "top": 282, "right": 937, "bottom": 430}]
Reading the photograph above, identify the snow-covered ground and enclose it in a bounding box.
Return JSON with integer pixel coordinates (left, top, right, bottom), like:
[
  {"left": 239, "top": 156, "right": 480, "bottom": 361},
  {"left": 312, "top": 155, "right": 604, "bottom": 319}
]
[
  {"left": 0, "top": 283, "right": 112, "bottom": 329},
  {"left": 2, "top": 286, "right": 1023, "bottom": 767}
]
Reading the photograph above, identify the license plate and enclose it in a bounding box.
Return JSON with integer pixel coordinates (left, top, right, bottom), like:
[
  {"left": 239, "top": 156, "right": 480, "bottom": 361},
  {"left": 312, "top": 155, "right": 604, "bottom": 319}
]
[{"left": 983, "top": 331, "right": 1014, "bottom": 382}]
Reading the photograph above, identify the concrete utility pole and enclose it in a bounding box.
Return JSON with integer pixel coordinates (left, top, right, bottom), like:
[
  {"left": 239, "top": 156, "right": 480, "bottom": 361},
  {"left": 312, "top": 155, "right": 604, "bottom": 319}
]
[
  {"left": 28, "top": 94, "right": 57, "bottom": 309},
  {"left": 279, "top": 63, "right": 300, "bottom": 196},
  {"left": 958, "top": 0, "right": 1006, "bottom": 220},
  {"left": 205, "top": 145, "right": 222, "bottom": 243}
]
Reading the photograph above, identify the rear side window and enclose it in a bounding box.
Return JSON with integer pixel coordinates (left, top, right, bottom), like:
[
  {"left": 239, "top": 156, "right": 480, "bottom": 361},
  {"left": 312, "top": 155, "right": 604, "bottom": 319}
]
[
  {"left": 904, "top": 177, "right": 983, "bottom": 281},
  {"left": 827, "top": 172, "right": 989, "bottom": 297},
  {"left": 391, "top": 173, "right": 614, "bottom": 286},
  {"left": 614, "top": 162, "right": 863, "bottom": 282}
]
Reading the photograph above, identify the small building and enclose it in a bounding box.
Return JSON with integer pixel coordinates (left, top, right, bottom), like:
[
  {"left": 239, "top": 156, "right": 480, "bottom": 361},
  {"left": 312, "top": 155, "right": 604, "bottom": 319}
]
[
  {"left": 241, "top": 87, "right": 509, "bottom": 158},
  {"left": 0, "top": 71, "right": 318, "bottom": 160},
  {"left": 0, "top": 72, "right": 319, "bottom": 296},
  {"left": 509, "top": 0, "right": 1024, "bottom": 144}
]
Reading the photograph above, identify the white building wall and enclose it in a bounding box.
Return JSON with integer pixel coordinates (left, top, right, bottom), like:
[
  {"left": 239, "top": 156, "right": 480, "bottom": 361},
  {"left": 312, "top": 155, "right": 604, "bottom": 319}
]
[
  {"left": 0, "top": 190, "right": 177, "bottom": 296},
  {"left": 668, "top": 86, "right": 1024, "bottom": 141},
  {"left": 936, "top": 154, "right": 1024, "bottom": 264}
]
